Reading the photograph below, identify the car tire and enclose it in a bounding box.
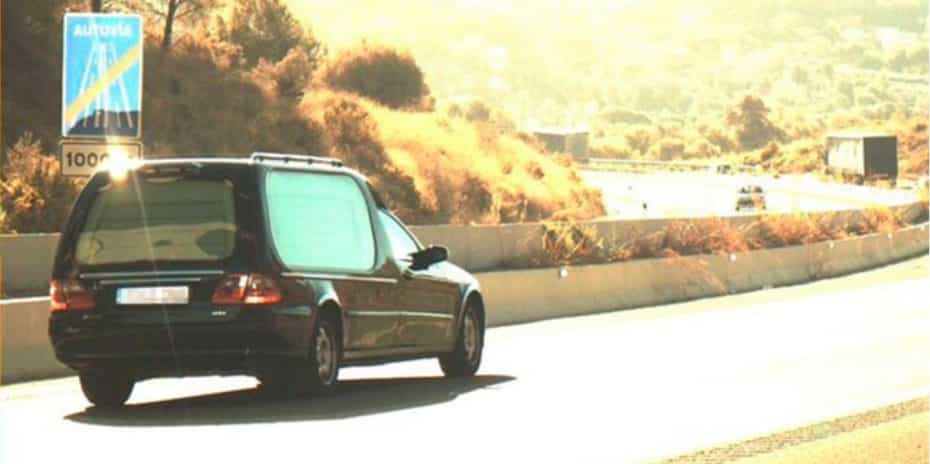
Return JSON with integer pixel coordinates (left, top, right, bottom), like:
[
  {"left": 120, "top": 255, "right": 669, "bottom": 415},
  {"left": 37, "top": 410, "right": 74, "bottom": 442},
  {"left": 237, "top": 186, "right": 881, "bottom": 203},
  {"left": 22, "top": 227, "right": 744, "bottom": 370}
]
[
  {"left": 439, "top": 302, "right": 484, "bottom": 378},
  {"left": 258, "top": 316, "right": 340, "bottom": 397},
  {"left": 79, "top": 370, "right": 134, "bottom": 408},
  {"left": 306, "top": 315, "right": 340, "bottom": 393}
]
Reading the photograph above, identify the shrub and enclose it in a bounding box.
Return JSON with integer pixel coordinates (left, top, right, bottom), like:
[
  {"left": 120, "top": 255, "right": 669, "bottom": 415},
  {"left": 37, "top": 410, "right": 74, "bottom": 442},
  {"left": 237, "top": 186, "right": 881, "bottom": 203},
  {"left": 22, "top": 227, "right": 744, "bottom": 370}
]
[
  {"left": 534, "top": 221, "right": 605, "bottom": 266},
  {"left": 247, "top": 47, "right": 314, "bottom": 100},
  {"left": 298, "top": 90, "right": 605, "bottom": 225},
  {"left": 590, "top": 136, "right": 635, "bottom": 158},
  {"left": 648, "top": 138, "right": 686, "bottom": 161},
  {"left": 143, "top": 36, "right": 328, "bottom": 156},
  {"left": 513, "top": 209, "right": 920, "bottom": 268},
  {"left": 320, "top": 43, "right": 431, "bottom": 110},
  {"left": 618, "top": 219, "right": 748, "bottom": 260},
  {"left": 0, "top": 134, "right": 82, "bottom": 234},
  {"left": 743, "top": 214, "right": 831, "bottom": 249}
]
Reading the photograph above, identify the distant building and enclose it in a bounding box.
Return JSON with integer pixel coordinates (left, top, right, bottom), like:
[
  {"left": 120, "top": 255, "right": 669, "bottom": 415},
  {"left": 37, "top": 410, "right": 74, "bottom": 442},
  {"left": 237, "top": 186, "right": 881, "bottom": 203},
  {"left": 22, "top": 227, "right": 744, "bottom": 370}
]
[
  {"left": 825, "top": 131, "right": 898, "bottom": 180},
  {"left": 532, "top": 128, "right": 589, "bottom": 159}
]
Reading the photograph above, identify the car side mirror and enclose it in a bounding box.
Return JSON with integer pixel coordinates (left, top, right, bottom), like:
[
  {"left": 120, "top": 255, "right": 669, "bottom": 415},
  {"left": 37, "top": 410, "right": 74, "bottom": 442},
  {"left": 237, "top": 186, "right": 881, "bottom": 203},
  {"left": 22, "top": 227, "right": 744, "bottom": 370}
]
[{"left": 410, "top": 245, "right": 448, "bottom": 271}]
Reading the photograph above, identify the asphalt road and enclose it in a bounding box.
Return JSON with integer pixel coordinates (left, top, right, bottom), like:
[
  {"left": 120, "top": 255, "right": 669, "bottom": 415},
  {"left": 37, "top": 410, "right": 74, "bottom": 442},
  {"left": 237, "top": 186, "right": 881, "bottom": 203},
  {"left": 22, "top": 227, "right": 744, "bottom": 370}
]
[
  {"left": 1, "top": 256, "right": 927, "bottom": 463},
  {"left": 582, "top": 170, "right": 919, "bottom": 218}
]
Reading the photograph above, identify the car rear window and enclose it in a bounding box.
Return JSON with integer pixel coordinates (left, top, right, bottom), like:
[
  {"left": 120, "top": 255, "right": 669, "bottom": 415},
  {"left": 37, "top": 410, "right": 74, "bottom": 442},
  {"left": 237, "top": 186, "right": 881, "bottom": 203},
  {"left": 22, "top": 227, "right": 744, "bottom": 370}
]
[{"left": 75, "top": 175, "right": 237, "bottom": 265}]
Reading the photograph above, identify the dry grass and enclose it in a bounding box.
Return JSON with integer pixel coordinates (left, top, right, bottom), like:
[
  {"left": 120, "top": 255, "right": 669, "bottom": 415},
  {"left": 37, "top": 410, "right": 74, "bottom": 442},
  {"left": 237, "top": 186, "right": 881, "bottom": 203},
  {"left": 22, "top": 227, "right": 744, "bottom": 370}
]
[
  {"left": 532, "top": 221, "right": 606, "bottom": 266},
  {"left": 616, "top": 219, "right": 749, "bottom": 261},
  {"left": 515, "top": 207, "right": 918, "bottom": 269},
  {"left": 298, "top": 89, "right": 605, "bottom": 225}
]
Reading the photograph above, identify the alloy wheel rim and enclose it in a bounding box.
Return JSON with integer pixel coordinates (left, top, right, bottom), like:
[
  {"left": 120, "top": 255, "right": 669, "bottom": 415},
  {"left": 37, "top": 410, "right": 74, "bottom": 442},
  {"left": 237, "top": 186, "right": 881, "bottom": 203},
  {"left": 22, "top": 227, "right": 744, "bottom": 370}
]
[
  {"left": 316, "top": 327, "right": 335, "bottom": 383},
  {"left": 463, "top": 311, "right": 479, "bottom": 362}
]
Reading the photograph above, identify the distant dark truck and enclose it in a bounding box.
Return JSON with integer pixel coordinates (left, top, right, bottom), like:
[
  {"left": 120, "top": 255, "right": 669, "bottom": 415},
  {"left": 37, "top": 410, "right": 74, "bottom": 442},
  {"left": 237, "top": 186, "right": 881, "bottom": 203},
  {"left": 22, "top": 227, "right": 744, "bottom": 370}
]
[
  {"left": 533, "top": 128, "right": 589, "bottom": 161},
  {"left": 824, "top": 132, "right": 898, "bottom": 184}
]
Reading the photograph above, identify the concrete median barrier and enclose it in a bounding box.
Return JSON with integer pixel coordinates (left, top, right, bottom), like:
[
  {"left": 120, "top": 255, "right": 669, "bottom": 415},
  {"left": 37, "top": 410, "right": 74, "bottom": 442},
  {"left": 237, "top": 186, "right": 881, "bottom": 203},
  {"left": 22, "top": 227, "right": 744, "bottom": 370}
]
[
  {"left": 0, "top": 234, "right": 59, "bottom": 297},
  {"left": 890, "top": 224, "right": 930, "bottom": 259},
  {"left": 478, "top": 255, "right": 728, "bottom": 326},
  {"left": 1, "top": 224, "right": 927, "bottom": 385},
  {"left": 0, "top": 297, "right": 69, "bottom": 384},
  {"left": 726, "top": 245, "right": 811, "bottom": 294},
  {"left": 3, "top": 203, "right": 926, "bottom": 295}
]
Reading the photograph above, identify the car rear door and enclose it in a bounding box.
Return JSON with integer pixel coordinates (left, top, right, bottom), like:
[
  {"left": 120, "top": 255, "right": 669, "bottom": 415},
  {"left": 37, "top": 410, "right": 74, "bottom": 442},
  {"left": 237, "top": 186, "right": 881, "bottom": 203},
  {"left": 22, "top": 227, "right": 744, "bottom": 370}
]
[{"left": 262, "top": 168, "right": 402, "bottom": 352}]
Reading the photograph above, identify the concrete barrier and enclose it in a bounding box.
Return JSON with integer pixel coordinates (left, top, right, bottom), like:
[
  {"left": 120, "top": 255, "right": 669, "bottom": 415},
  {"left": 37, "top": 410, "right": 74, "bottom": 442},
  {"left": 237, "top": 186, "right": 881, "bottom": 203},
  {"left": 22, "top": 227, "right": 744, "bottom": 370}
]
[
  {"left": 3, "top": 204, "right": 925, "bottom": 295},
  {"left": 726, "top": 245, "right": 811, "bottom": 294},
  {"left": 478, "top": 255, "right": 728, "bottom": 326},
  {"left": 0, "top": 234, "right": 59, "bottom": 297},
  {"left": 0, "top": 298, "right": 67, "bottom": 384},
  {"left": 1, "top": 223, "right": 927, "bottom": 384}
]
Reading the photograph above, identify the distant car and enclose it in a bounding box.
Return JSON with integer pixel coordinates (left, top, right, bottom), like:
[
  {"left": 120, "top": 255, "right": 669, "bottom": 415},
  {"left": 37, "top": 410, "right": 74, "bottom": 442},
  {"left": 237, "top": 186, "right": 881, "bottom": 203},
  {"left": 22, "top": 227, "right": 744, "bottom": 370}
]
[
  {"left": 736, "top": 185, "right": 766, "bottom": 212},
  {"left": 49, "top": 153, "right": 486, "bottom": 408}
]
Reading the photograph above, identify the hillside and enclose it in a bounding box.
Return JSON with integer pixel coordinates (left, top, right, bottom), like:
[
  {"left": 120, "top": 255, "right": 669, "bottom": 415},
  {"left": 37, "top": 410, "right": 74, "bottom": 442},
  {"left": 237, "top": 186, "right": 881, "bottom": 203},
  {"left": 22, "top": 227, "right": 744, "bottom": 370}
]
[
  {"left": 288, "top": 0, "right": 929, "bottom": 173},
  {"left": 0, "top": 0, "right": 603, "bottom": 233}
]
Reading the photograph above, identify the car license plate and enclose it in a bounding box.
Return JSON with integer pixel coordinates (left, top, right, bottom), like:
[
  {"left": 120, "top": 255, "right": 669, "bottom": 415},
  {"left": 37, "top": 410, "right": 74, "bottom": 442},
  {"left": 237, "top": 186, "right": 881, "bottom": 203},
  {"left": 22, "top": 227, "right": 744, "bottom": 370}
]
[{"left": 117, "top": 286, "right": 190, "bottom": 305}]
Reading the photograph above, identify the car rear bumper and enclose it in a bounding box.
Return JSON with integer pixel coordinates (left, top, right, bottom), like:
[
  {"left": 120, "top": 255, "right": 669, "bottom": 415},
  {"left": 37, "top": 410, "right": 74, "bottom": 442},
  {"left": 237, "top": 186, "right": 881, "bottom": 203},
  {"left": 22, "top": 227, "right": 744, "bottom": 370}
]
[{"left": 49, "top": 308, "right": 313, "bottom": 377}]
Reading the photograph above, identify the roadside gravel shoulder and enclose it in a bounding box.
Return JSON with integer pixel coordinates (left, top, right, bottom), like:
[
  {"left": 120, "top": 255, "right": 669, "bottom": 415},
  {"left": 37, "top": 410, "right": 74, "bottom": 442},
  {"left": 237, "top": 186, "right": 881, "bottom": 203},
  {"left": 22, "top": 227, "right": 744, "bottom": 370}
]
[{"left": 662, "top": 397, "right": 928, "bottom": 464}]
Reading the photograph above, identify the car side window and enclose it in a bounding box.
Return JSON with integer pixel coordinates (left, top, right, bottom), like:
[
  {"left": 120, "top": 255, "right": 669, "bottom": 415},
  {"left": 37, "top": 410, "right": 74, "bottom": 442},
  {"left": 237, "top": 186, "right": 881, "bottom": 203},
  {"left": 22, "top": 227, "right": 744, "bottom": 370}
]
[
  {"left": 265, "top": 170, "right": 376, "bottom": 272},
  {"left": 378, "top": 210, "right": 419, "bottom": 264}
]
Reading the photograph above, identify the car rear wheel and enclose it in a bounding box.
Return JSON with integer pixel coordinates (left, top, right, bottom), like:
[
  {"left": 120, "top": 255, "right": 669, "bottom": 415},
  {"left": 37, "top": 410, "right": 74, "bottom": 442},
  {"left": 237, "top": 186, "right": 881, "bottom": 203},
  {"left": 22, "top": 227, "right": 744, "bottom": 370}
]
[
  {"left": 439, "top": 302, "right": 484, "bottom": 377},
  {"left": 258, "top": 315, "right": 340, "bottom": 396},
  {"left": 79, "top": 370, "right": 134, "bottom": 408},
  {"left": 307, "top": 315, "right": 340, "bottom": 392}
]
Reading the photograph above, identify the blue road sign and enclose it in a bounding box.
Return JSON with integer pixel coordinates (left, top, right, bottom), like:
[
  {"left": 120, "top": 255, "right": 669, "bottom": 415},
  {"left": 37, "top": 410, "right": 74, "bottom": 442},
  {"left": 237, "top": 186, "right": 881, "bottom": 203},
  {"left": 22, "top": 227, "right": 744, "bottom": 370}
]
[{"left": 62, "top": 13, "right": 143, "bottom": 138}]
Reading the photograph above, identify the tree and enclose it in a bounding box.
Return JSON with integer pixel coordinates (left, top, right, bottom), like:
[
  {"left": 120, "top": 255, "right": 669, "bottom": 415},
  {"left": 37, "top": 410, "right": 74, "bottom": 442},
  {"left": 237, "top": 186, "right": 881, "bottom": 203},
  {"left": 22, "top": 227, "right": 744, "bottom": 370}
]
[
  {"left": 2, "top": 0, "right": 69, "bottom": 161},
  {"left": 224, "top": 0, "right": 323, "bottom": 70},
  {"left": 127, "top": 0, "right": 219, "bottom": 50},
  {"left": 725, "top": 95, "right": 785, "bottom": 151},
  {"left": 246, "top": 47, "right": 313, "bottom": 100},
  {"left": 320, "top": 43, "right": 431, "bottom": 110}
]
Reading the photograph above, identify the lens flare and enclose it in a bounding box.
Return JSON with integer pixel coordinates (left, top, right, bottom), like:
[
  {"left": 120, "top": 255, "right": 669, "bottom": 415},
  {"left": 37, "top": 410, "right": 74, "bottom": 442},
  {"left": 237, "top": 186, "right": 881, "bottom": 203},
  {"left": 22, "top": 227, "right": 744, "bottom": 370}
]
[{"left": 101, "top": 147, "right": 137, "bottom": 181}]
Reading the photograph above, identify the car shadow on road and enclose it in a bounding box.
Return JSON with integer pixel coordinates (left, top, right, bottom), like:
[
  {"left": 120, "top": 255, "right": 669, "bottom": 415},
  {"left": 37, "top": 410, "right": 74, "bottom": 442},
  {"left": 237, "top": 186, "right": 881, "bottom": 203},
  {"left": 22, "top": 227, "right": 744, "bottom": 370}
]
[{"left": 65, "top": 374, "right": 515, "bottom": 427}]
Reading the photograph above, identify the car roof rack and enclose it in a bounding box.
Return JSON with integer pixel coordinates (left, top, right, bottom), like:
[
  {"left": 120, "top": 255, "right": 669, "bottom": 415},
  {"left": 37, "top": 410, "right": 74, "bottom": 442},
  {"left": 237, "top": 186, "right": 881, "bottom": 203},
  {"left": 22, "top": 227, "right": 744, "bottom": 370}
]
[{"left": 250, "top": 152, "right": 344, "bottom": 168}]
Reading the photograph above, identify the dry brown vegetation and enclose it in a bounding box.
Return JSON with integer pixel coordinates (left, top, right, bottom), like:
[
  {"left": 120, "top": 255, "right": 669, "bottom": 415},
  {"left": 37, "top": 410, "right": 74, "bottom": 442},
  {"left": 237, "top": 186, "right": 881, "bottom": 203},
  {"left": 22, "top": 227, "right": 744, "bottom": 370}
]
[
  {"left": 0, "top": 135, "right": 81, "bottom": 233},
  {"left": 524, "top": 207, "right": 919, "bottom": 268},
  {"left": 319, "top": 43, "right": 433, "bottom": 110},
  {"left": 1, "top": 1, "right": 604, "bottom": 233},
  {"left": 299, "top": 90, "right": 605, "bottom": 225}
]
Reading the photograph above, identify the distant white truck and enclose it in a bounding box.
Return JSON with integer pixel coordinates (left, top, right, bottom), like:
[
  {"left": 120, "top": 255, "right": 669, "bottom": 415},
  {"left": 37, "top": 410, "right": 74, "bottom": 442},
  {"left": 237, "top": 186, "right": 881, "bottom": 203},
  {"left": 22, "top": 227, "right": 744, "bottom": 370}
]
[{"left": 824, "top": 132, "right": 898, "bottom": 184}]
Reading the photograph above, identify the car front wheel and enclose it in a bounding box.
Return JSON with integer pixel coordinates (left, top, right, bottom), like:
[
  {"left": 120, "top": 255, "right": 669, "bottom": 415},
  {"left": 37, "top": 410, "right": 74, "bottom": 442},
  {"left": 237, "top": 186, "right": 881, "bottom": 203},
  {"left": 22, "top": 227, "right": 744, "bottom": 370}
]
[
  {"left": 79, "top": 370, "right": 134, "bottom": 408},
  {"left": 439, "top": 302, "right": 484, "bottom": 377}
]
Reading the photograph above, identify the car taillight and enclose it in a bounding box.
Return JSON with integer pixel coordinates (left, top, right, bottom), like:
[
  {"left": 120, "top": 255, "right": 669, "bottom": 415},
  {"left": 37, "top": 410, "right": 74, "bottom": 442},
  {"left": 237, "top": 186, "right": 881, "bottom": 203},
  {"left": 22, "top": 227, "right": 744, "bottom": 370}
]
[
  {"left": 49, "top": 279, "right": 96, "bottom": 312},
  {"left": 212, "top": 274, "right": 282, "bottom": 305}
]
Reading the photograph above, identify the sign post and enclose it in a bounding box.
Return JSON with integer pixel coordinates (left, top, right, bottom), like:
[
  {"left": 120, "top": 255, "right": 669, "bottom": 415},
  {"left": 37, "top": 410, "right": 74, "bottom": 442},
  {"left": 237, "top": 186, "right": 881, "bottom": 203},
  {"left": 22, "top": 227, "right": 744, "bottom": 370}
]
[{"left": 60, "top": 13, "right": 144, "bottom": 177}]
